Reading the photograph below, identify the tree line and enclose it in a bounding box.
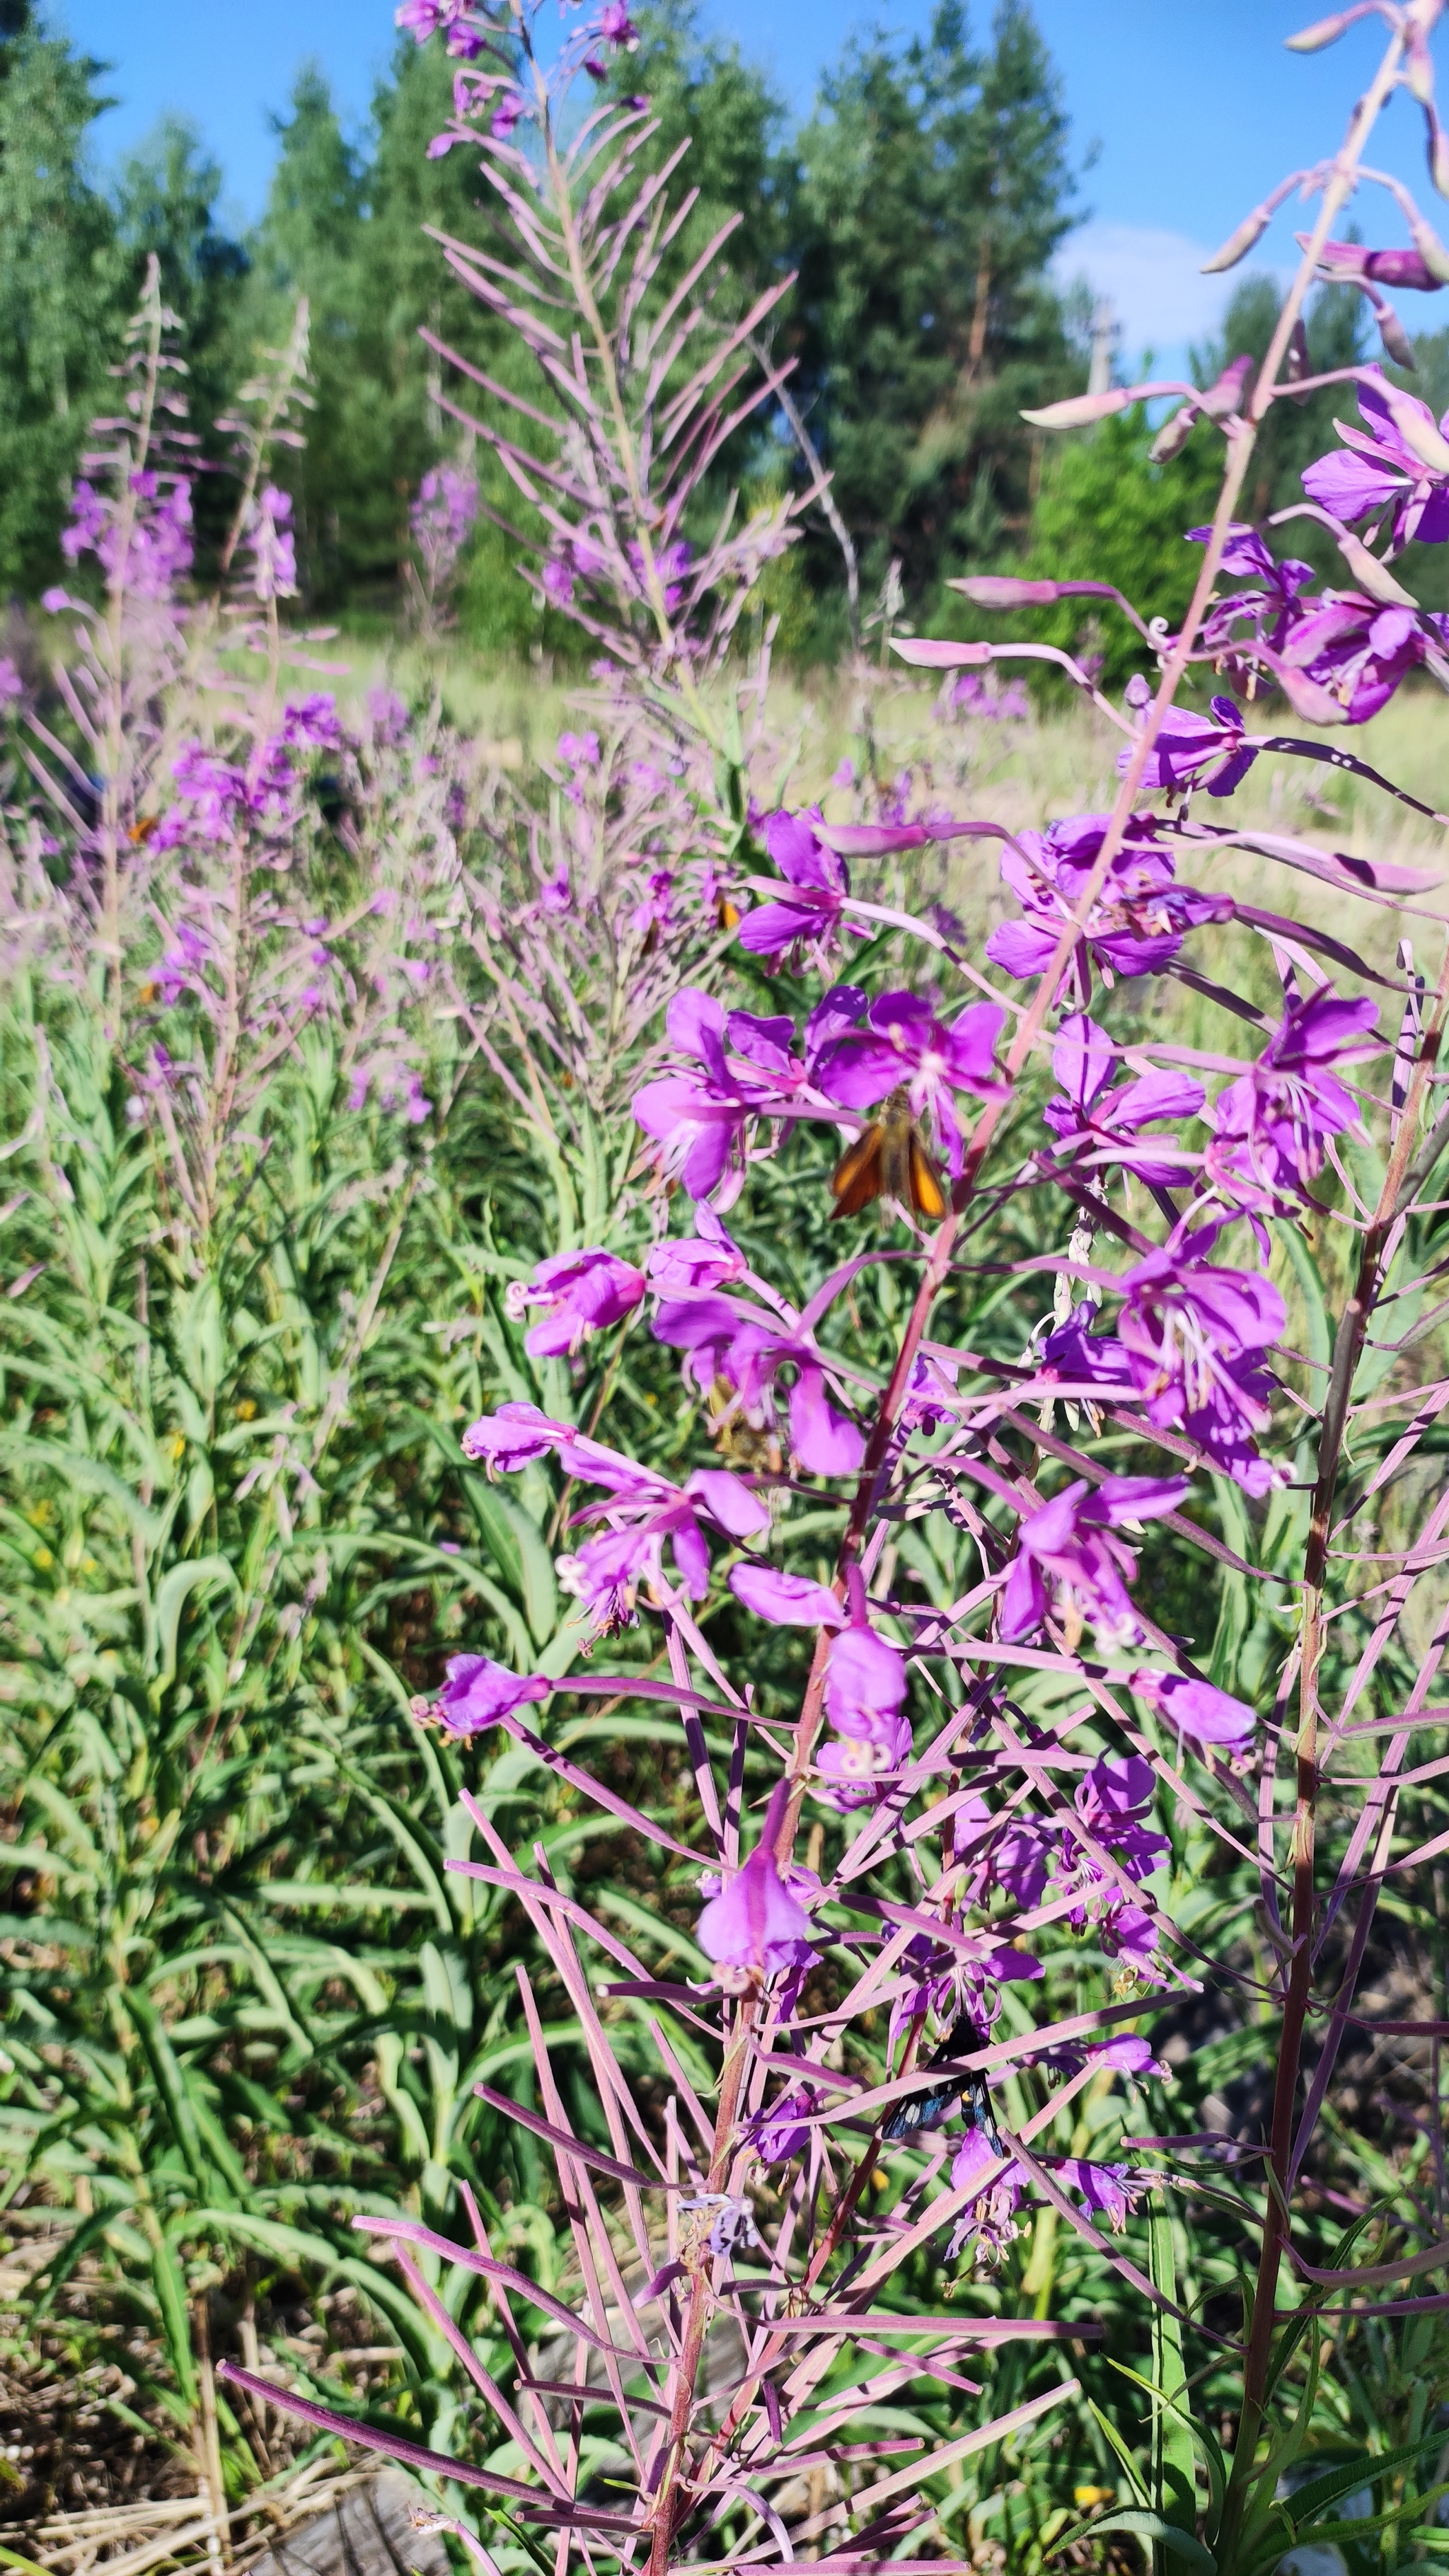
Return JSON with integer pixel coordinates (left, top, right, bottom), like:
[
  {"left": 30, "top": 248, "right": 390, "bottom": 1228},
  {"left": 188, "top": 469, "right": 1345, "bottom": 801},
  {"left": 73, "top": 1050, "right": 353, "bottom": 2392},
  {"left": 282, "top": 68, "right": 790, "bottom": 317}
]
[{"left": 8, "top": 0, "right": 1441, "bottom": 659}]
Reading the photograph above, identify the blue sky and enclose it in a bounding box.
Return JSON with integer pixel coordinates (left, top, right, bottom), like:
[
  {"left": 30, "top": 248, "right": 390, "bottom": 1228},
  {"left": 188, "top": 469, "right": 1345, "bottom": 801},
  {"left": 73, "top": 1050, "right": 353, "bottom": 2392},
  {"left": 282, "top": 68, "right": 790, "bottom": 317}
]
[{"left": 62, "top": 0, "right": 1448, "bottom": 368}]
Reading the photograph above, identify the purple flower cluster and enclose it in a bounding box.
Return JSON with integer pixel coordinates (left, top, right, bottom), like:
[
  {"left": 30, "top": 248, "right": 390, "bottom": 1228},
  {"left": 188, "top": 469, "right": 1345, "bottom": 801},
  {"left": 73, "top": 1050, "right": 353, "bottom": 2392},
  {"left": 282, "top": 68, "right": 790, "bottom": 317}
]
[
  {"left": 62, "top": 471, "right": 193, "bottom": 601},
  {"left": 462, "top": 1402, "right": 769, "bottom": 1633},
  {"left": 986, "top": 814, "right": 1229, "bottom": 994}
]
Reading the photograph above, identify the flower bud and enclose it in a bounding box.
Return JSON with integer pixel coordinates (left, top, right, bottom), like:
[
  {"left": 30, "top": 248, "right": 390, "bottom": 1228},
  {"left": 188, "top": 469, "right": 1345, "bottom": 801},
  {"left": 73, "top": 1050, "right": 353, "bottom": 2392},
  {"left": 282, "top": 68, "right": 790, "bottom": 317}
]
[
  {"left": 1409, "top": 208, "right": 1449, "bottom": 282},
  {"left": 1373, "top": 295, "right": 1419, "bottom": 371},
  {"left": 1149, "top": 403, "right": 1200, "bottom": 463},
  {"left": 947, "top": 576, "right": 1062, "bottom": 606},
  {"left": 1405, "top": 35, "right": 1436, "bottom": 106},
  {"left": 1201, "top": 204, "right": 1272, "bottom": 272},
  {"left": 1334, "top": 529, "right": 1419, "bottom": 606},
  {"left": 1283, "top": 8, "right": 1358, "bottom": 47},
  {"left": 1426, "top": 103, "right": 1449, "bottom": 200},
  {"left": 1020, "top": 380, "right": 1191, "bottom": 428}
]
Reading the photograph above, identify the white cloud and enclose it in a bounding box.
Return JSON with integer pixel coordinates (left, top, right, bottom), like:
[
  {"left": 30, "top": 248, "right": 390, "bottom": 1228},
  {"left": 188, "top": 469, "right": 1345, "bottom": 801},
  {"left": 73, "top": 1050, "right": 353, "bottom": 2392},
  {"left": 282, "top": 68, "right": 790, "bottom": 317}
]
[{"left": 1054, "top": 221, "right": 1244, "bottom": 369}]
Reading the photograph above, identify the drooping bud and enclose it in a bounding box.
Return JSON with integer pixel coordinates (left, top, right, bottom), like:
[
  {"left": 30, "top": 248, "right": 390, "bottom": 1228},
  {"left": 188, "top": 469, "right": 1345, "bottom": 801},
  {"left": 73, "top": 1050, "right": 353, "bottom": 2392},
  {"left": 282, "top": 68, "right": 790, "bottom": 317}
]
[
  {"left": 1284, "top": 6, "right": 1365, "bottom": 47},
  {"left": 1426, "top": 102, "right": 1449, "bottom": 200},
  {"left": 891, "top": 637, "right": 994, "bottom": 669},
  {"left": 1334, "top": 530, "right": 1419, "bottom": 605},
  {"left": 1203, "top": 205, "right": 1272, "bottom": 273},
  {"left": 1020, "top": 380, "right": 1194, "bottom": 429},
  {"left": 1372, "top": 294, "right": 1419, "bottom": 370},
  {"left": 1405, "top": 34, "right": 1436, "bottom": 105},
  {"left": 1409, "top": 207, "right": 1449, "bottom": 282},
  {"left": 1200, "top": 353, "right": 1257, "bottom": 416},
  {"left": 1149, "top": 403, "right": 1201, "bottom": 463},
  {"left": 947, "top": 576, "right": 1063, "bottom": 606}
]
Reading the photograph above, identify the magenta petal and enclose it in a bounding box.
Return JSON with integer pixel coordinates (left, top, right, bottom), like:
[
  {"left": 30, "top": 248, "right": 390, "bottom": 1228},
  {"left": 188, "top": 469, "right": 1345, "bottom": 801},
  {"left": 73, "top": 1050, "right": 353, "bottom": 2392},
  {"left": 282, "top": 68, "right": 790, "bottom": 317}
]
[
  {"left": 686, "top": 1467, "right": 772, "bottom": 1538},
  {"left": 729, "top": 1564, "right": 845, "bottom": 1627},
  {"left": 696, "top": 1841, "right": 814, "bottom": 1975},
  {"left": 824, "top": 1625, "right": 908, "bottom": 1740},
  {"left": 787, "top": 1365, "right": 865, "bottom": 1476},
  {"left": 1133, "top": 1667, "right": 1255, "bottom": 1752},
  {"left": 438, "top": 1656, "right": 549, "bottom": 1733}
]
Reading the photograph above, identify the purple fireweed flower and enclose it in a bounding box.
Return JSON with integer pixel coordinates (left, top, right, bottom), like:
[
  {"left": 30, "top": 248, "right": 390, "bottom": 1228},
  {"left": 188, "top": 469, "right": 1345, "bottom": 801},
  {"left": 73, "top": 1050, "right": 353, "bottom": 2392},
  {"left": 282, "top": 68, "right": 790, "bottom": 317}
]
[
  {"left": 1302, "top": 366, "right": 1449, "bottom": 553},
  {"left": 599, "top": 0, "right": 639, "bottom": 41},
  {"left": 1132, "top": 1666, "right": 1255, "bottom": 1756},
  {"left": 1195, "top": 521, "right": 1449, "bottom": 722},
  {"left": 461, "top": 1417, "right": 769, "bottom": 1631},
  {"left": 283, "top": 695, "right": 344, "bottom": 749},
  {"left": 1074, "top": 1755, "right": 1170, "bottom": 1877},
  {"left": 63, "top": 473, "right": 193, "bottom": 601},
  {"left": 153, "top": 918, "right": 211, "bottom": 1007},
  {"left": 1193, "top": 523, "right": 1317, "bottom": 681},
  {"left": 653, "top": 1293, "right": 864, "bottom": 1475},
  {"left": 1028, "top": 2031, "right": 1163, "bottom": 2082},
  {"left": 632, "top": 988, "right": 837, "bottom": 1204},
  {"left": 1265, "top": 594, "right": 1448, "bottom": 726},
  {"left": 948, "top": 2128, "right": 1024, "bottom": 2262},
  {"left": 888, "top": 1932, "right": 959, "bottom": 2042},
  {"left": 1117, "top": 1228, "right": 1285, "bottom": 1496},
  {"left": 697, "top": 1784, "right": 816, "bottom": 1989},
  {"left": 729, "top": 1563, "right": 845, "bottom": 1627},
  {"left": 412, "top": 463, "right": 478, "bottom": 597},
  {"left": 746, "top": 2084, "right": 821, "bottom": 2163},
  {"left": 1055, "top": 1756, "right": 1169, "bottom": 1981},
  {"left": 1119, "top": 691, "right": 1257, "bottom": 797},
  {"left": 461, "top": 1401, "right": 576, "bottom": 1471},
  {"left": 986, "top": 814, "right": 1228, "bottom": 993},
  {"left": 823, "top": 1623, "right": 908, "bottom": 1742},
  {"left": 738, "top": 808, "right": 850, "bottom": 964},
  {"left": 646, "top": 1209, "right": 746, "bottom": 1296},
  {"left": 1055, "top": 2158, "right": 1141, "bottom": 2231},
  {"left": 626, "top": 537, "right": 691, "bottom": 611},
  {"left": 817, "top": 1622, "right": 913, "bottom": 1808},
  {"left": 1204, "top": 985, "right": 1379, "bottom": 1213},
  {"left": 814, "top": 990, "right": 1008, "bottom": 1180},
  {"left": 1041, "top": 1015, "right": 1204, "bottom": 1186},
  {"left": 0, "top": 659, "right": 21, "bottom": 705},
  {"left": 436, "top": 1654, "right": 549, "bottom": 1735},
  {"left": 366, "top": 687, "right": 409, "bottom": 744},
  {"left": 513, "top": 1247, "right": 647, "bottom": 1357},
  {"left": 900, "top": 1346, "right": 962, "bottom": 1431},
  {"left": 1000, "top": 1474, "right": 1189, "bottom": 1648}
]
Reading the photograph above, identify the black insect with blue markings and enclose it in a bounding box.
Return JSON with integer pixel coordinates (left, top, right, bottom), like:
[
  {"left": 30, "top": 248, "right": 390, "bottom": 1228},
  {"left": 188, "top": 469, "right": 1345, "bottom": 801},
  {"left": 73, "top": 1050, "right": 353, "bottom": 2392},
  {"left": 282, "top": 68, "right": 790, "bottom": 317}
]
[{"left": 882, "top": 2009, "right": 1005, "bottom": 2152}]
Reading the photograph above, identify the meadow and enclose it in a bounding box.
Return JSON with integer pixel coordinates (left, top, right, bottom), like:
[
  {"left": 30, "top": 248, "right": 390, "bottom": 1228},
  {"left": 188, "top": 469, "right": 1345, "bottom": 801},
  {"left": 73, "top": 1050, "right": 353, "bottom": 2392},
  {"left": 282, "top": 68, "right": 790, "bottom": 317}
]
[{"left": 6, "top": 1, "right": 1449, "bottom": 2571}]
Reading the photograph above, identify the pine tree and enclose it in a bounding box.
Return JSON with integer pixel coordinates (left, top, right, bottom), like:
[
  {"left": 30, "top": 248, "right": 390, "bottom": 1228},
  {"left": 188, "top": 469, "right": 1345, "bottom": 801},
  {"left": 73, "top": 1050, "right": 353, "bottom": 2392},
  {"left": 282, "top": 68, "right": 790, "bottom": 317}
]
[
  {"left": 787, "top": 0, "right": 1079, "bottom": 610},
  {"left": 0, "top": 19, "right": 119, "bottom": 592}
]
